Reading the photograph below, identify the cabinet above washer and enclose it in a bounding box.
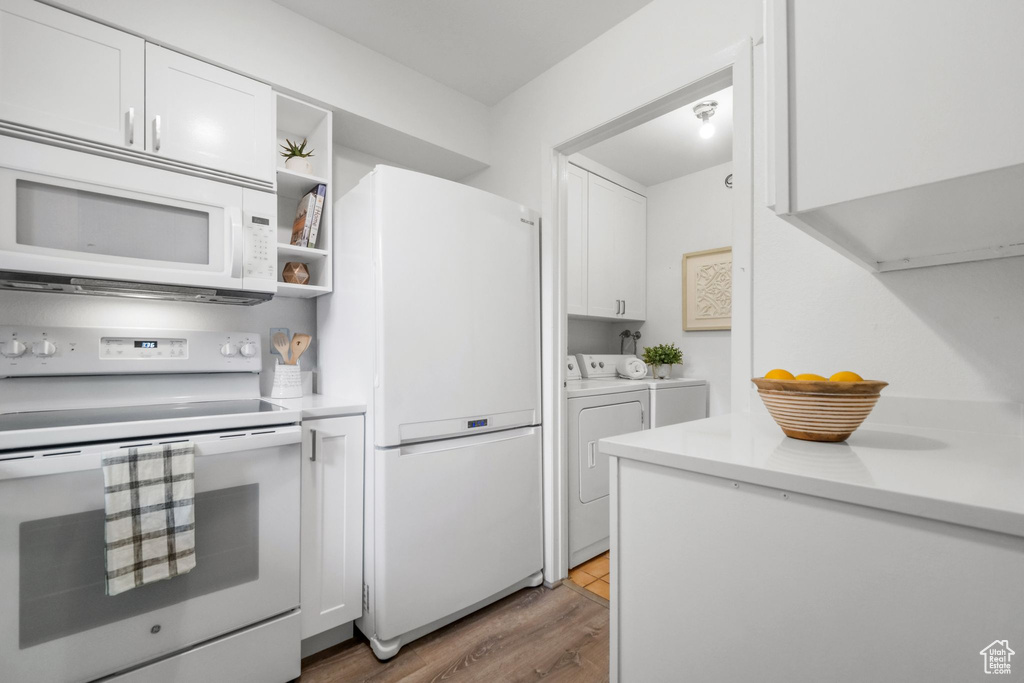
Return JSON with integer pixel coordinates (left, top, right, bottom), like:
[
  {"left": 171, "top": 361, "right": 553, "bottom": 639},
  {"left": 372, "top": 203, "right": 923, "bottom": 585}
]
[{"left": 566, "top": 163, "right": 647, "bottom": 322}]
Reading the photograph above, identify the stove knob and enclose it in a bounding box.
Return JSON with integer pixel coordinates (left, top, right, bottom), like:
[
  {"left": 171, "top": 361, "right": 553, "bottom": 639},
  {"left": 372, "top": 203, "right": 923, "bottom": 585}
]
[
  {"left": 220, "top": 343, "right": 238, "bottom": 357},
  {"left": 239, "top": 342, "right": 258, "bottom": 358},
  {"left": 1, "top": 340, "right": 26, "bottom": 358},
  {"left": 32, "top": 340, "right": 57, "bottom": 357}
]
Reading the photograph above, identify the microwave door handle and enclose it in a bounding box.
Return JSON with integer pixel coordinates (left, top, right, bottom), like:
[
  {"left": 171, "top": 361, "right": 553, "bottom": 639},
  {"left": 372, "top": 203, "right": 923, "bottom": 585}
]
[{"left": 229, "top": 209, "right": 244, "bottom": 279}]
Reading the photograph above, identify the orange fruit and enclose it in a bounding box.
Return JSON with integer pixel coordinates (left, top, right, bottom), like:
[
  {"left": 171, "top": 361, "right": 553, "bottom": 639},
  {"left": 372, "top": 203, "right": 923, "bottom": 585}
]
[
  {"left": 829, "top": 371, "right": 864, "bottom": 382},
  {"left": 795, "top": 373, "right": 827, "bottom": 381},
  {"left": 764, "top": 368, "right": 795, "bottom": 380}
]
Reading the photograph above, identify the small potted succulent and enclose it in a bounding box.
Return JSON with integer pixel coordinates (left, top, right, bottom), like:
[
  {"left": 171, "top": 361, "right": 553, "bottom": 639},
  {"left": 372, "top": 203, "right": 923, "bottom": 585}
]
[
  {"left": 280, "top": 137, "right": 315, "bottom": 174},
  {"left": 641, "top": 343, "right": 683, "bottom": 379}
]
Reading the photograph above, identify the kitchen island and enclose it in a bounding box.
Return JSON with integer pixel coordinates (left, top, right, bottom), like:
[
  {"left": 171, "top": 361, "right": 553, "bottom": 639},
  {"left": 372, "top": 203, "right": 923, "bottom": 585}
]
[{"left": 600, "top": 413, "right": 1024, "bottom": 682}]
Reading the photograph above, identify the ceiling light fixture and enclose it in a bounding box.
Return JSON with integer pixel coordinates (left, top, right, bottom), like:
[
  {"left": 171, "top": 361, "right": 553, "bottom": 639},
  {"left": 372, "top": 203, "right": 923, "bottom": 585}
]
[{"left": 693, "top": 100, "right": 718, "bottom": 139}]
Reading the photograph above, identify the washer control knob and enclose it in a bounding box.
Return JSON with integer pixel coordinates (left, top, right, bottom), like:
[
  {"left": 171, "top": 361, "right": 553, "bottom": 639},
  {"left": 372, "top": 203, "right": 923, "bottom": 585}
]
[
  {"left": 220, "top": 343, "right": 238, "bottom": 357},
  {"left": 567, "top": 363, "right": 574, "bottom": 370},
  {"left": 239, "top": 342, "right": 258, "bottom": 358},
  {"left": 32, "top": 340, "right": 57, "bottom": 357},
  {"left": 1, "top": 340, "right": 26, "bottom": 358},
  {"left": 599, "top": 361, "right": 605, "bottom": 368},
  {"left": 591, "top": 361, "right": 597, "bottom": 368}
]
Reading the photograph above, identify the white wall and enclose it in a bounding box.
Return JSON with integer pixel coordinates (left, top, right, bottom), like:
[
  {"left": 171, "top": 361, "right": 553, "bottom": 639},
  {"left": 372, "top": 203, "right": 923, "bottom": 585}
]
[
  {"left": 465, "top": 0, "right": 760, "bottom": 209},
  {"left": 641, "top": 161, "right": 733, "bottom": 415},
  {"left": 567, "top": 318, "right": 627, "bottom": 356},
  {"left": 53, "top": 0, "right": 490, "bottom": 168},
  {"left": 750, "top": 45, "right": 1024, "bottom": 407}
]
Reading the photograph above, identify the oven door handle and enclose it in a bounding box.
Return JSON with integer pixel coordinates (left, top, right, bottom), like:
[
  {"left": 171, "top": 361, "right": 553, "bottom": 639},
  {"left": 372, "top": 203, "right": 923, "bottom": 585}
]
[{"left": 0, "top": 427, "right": 300, "bottom": 481}]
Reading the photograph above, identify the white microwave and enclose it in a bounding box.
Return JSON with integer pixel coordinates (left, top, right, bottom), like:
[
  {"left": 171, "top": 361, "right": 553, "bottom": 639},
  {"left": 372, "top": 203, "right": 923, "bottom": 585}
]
[{"left": 0, "top": 136, "right": 277, "bottom": 304}]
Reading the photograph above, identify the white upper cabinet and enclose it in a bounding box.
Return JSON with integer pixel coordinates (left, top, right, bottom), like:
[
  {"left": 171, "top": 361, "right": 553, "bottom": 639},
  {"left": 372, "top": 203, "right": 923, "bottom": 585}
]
[
  {"left": 766, "top": 0, "right": 1024, "bottom": 271},
  {"left": 146, "top": 44, "right": 274, "bottom": 184},
  {"left": 301, "top": 415, "right": 364, "bottom": 639},
  {"left": 565, "top": 163, "right": 589, "bottom": 316},
  {"left": 578, "top": 171, "right": 646, "bottom": 321},
  {"left": 0, "top": 0, "right": 143, "bottom": 149}
]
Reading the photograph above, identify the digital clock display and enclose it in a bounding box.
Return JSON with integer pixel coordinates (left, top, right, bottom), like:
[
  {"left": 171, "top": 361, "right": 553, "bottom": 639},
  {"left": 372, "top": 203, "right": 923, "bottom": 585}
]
[
  {"left": 134, "top": 341, "right": 158, "bottom": 349},
  {"left": 467, "top": 419, "right": 488, "bottom": 429}
]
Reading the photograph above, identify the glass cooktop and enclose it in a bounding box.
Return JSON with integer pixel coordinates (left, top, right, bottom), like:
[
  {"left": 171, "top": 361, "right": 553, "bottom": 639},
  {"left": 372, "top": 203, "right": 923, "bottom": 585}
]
[{"left": 0, "top": 399, "right": 286, "bottom": 433}]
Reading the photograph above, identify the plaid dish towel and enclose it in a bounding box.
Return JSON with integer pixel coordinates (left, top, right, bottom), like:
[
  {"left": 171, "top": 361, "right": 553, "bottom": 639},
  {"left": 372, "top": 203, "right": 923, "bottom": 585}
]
[{"left": 102, "top": 442, "right": 197, "bottom": 596}]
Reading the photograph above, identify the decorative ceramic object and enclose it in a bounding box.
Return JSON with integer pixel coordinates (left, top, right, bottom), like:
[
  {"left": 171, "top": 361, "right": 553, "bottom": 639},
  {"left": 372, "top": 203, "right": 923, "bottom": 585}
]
[
  {"left": 284, "top": 156, "right": 312, "bottom": 174},
  {"left": 280, "top": 137, "right": 315, "bottom": 175},
  {"left": 655, "top": 364, "right": 672, "bottom": 379},
  {"left": 270, "top": 362, "right": 302, "bottom": 398},
  {"left": 282, "top": 261, "right": 310, "bottom": 285},
  {"left": 752, "top": 377, "right": 888, "bottom": 442}
]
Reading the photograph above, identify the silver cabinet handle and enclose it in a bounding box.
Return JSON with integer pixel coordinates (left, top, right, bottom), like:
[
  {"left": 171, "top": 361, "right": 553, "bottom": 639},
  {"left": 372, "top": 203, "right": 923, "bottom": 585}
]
[
  {"left": 622, "top": 300, "right": 626, "bottom": 315},
  {"left": 309, "top": 427, "right": 317, "bottom": 461},
  {"left": 126, "top": 107, "right": 135, "bottom": 146},
  {"left": 154, "top": 114, "right": 162, "bottom": 152},
  {"left": 588, "top": 441, "right": 597, "bottom": 468},
  {"left": 615, "top": 299, "right": 621, "bottom": 315}
]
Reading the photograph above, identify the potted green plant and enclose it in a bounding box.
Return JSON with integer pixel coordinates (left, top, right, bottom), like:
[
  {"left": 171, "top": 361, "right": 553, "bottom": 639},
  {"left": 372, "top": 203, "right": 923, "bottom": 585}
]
[
  {"left": 641, "top": 343, "right": 683, "bottom": 379},
  {"left": 280, "top": 137, "right": 315, "bottom": 174}
]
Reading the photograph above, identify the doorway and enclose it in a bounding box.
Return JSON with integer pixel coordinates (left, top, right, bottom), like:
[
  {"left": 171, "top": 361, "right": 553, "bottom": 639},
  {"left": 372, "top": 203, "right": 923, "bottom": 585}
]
[{"left": 538, "top": 39, "right": 754, "bottom": 585}]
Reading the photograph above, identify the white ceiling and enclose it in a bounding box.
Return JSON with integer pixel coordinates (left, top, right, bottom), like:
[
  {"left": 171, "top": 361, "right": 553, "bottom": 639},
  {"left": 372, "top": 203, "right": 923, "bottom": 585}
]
[
  {"left": 271, "top": 0, "right": 655, "bottom": 106},
  {"left": 581, "top": 87, "right": 733, "bottom": 187}
]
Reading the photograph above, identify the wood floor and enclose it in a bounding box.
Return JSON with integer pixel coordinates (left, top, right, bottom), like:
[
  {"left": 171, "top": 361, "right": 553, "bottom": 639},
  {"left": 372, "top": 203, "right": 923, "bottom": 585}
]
[{"left": 299, "top": 584, "right": 610, "bottom": 683}]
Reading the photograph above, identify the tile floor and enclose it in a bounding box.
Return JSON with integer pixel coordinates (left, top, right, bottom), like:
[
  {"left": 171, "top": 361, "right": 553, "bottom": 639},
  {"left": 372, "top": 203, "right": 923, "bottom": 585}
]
[{"left": 567, "top": 551, "right": 611, "bottom": 601}]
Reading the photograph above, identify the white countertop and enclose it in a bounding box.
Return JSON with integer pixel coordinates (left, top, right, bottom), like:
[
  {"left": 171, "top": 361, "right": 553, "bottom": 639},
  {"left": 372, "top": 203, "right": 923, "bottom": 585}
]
[
  {"left": 263, "top": 394, "right": 367, "bottom": 419},
  {"left": 601, "top": 412, "right": 1024, "bottom": 538}
]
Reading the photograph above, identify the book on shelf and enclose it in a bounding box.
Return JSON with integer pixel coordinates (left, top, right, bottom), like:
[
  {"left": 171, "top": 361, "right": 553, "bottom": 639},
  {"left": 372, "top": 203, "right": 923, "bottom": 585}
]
[
  {"left": 289, "top": 183, "right": 327, "bottom": 248},
  {"left": 307, "top": 184, "right": 327, "bottom": 250}
]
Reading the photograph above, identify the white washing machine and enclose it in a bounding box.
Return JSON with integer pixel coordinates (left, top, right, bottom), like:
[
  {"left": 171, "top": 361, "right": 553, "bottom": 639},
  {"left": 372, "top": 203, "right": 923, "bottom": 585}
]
[{"left": 565, "top": 354, "right": 708, "bottom": 567}]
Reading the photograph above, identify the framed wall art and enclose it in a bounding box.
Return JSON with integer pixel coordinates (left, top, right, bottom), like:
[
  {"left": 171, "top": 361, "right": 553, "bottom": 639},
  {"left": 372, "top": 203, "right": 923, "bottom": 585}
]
[{"left": 682, "top": 246, "right": 732, "bottom": 331}]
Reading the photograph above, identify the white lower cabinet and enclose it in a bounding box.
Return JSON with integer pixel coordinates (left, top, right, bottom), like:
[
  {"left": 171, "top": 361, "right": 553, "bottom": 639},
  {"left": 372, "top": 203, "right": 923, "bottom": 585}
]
[{"left": 301, "top": 415, "right": 364, "bottom": 639}]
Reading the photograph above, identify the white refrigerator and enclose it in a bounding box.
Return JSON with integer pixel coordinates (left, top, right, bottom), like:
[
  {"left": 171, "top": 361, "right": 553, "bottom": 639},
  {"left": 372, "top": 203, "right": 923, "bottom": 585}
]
[{"left": 317, "top": 166, "right": 543, "bottom": 660}]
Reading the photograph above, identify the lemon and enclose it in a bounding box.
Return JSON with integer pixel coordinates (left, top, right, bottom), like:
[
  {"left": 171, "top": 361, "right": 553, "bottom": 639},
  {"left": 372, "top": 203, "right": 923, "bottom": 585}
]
[
  {"left": 764, "top": 368, "right": 795, "bottom": 380},
  {"left": 795, "top": 373, "right": 827, "bottom": 381},
  {"left": 829, "top": 371, "right": 864, "bottom": 382}
]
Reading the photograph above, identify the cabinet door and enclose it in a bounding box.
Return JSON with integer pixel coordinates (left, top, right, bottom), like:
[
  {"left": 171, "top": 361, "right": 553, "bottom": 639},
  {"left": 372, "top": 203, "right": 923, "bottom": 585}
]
[
  {"left": 301, "top": 415, "right": 364, "bottom": 639},
  {"left": 565, "top": 163, "right": 588, "bottom": 316},
  {"left": 145, "top": 44, "right": 273, "bottom": 183},
  {"left": 0, "top": 0, "right": 143, "bottom": 149},
  {"left": 586, "top": 174, "right": 624, "bottom": 318},
  {"left": 617, "top": 188, "right": 646, "bottom": 320}
]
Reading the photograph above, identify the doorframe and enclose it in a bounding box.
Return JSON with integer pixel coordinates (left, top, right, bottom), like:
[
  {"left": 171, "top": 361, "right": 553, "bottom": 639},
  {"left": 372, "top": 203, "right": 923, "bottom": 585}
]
[{"left": 539, "top": 38, "right": 754, "bottom": 585}]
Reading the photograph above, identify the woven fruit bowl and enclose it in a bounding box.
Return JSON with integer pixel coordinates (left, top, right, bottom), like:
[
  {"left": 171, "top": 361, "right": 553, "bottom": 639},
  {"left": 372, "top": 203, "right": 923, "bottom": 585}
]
[{"left": 752, "top": 377, "right": 889, "bottom": 442}]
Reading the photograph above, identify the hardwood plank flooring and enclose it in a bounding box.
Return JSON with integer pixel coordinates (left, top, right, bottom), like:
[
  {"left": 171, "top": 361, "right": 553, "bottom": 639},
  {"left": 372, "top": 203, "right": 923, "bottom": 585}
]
[{"left": 299, "top": 584, "right": 609, "bottom": 683}]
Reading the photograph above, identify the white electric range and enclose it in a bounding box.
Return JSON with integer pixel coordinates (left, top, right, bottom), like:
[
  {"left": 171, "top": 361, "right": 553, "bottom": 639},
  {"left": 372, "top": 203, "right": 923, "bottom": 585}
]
[{"left": 0, "top": 326, "right": 302, "bottom": 683}]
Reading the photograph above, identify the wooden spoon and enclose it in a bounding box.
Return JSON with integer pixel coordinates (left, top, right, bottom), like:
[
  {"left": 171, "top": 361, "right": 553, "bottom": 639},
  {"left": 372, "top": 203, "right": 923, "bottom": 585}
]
[
  {"left": 272, "top": 332, "right": 291, "bottom": 364},
  {"left": 289, "top": 333, "right": 311, "bottom": 366}
]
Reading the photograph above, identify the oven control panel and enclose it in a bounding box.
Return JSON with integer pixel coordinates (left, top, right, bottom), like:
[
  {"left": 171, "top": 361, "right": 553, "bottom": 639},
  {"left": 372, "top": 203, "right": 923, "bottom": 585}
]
[{"left": 0, "top": 326, "right": 261, "bottom": 377}]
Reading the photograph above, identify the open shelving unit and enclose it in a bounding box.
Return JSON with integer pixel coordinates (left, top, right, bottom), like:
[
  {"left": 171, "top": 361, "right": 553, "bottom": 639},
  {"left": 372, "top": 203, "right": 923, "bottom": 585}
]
[{"left": 274, "top": 93, "right": 332, "bottom": 297}]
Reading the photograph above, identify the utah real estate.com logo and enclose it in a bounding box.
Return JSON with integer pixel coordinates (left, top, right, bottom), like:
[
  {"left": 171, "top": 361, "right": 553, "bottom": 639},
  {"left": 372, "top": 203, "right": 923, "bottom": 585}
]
[{"left": 980, "top": 640, "right": 1014, "bottom": 675}]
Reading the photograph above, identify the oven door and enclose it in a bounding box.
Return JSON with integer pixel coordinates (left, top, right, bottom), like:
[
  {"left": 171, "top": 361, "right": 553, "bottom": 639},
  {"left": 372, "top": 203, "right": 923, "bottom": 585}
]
[
  {"left": 0, "top": 425, "right": 300, "bottom": 683},
  {"left": 0, "top": 136, "right": 248, "bottom": 291}
]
